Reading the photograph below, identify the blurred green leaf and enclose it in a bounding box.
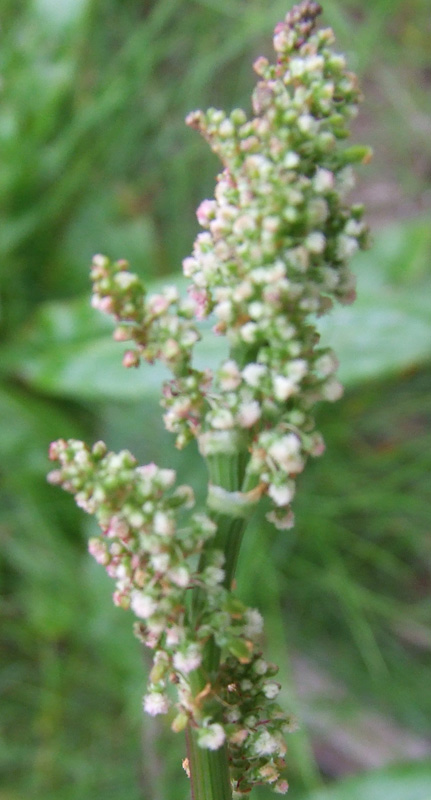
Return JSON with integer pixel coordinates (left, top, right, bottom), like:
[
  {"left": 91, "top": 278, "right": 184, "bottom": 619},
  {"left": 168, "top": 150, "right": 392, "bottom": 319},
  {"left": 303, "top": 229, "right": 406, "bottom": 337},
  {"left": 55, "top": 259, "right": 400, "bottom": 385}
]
[
  {"left": 304, "top": 761, "right": 431, "bottom": 800},
  {"left": 319, "top": 216, "right": 431, "bottom": 381},
  {"left": 0, "top": 384, "right": 85, "bottom": 472},
  {"left": 33, "top": 0, "right": 90, "bottom": 30},
  {"left": 319, "top": 221, "right": 431, "bottom": 385},
  {"left": 1, "top": 282, "right": 228, "bottom": 401}
]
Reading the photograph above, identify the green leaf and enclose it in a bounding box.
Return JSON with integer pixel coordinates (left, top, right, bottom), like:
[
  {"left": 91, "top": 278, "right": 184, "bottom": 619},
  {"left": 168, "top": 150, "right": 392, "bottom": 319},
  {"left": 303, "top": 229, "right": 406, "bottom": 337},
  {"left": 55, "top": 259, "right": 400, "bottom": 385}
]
[
  {"left": 341, "top": 145, "right": 373, "bottom": 164},
  {"left": 1, "top": 286, "right": 228, "bottom": 402},
  {"left": 226, "top": 636, "right": 251, "bottom": 662},
  {"left": 0, "top": 384, "right": 85, "bottom": 472},
  {"left": 319, "top": 220, "right": 431, "bottom": 386},
  {"left": 304, "top": 761, "right": 431, "bottom": 800}
]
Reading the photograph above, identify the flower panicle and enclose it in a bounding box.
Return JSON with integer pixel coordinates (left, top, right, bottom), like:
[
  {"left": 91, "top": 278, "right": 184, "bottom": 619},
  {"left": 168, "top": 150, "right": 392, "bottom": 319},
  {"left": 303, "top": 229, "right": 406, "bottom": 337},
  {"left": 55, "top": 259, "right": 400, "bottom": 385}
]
[
  {"left": 86, "top": 0, "right": 370, "bottom": 530},
  {"left": 48, "top": 3, "right": 370, "bottom": 796},
  {"left": 48, "top": 438, "right": 292, "bottom": 793},
  {"left": 90, "top": 253, "right": 202, "bottom": 379},
  {"left": 181, "top": 0, "right": 371, "bottom": 531}
]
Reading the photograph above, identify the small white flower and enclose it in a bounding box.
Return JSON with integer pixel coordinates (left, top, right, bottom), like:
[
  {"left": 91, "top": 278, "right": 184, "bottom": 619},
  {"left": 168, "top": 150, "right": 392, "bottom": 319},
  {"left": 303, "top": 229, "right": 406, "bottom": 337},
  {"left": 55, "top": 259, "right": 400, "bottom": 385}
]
[
  {"left": 129, "top": 511, "right": 144, "bottom": 528},
  {"left": 337, "top": 234, "right": 358, "bottom": 260},
  {"left": 166, "top": 625, "right": 183, "bottom": 646},
  {"left": 274, "top": 779, "right": 289, "bottom": 794},
  {"left": 175, "top": 485, "right": 195, "bottom": 508},
  {"left": 263, "top": 215, "right": 280, "bottom": 233},
  {"left": 240, "top": 322, "right": 259, "bottom": 343},
  {"left": 164, "top": 285, "right": 179, "bottom": 303},
  {"left": 88, "top": 538, "right": 108, "bottom": 565},
  {"left": 289, "top": 57, "right": 306, "bottom": 77},
  {"left": 167, "top": 566, "right": 190, "bottom": 587},
  {"left": 150, "top": 553, "right": 171, "bottom": 572},
  {"left": 201, "top": 250, "right": 219, "bottom": 274},
  {"left": 305, "top": 231, "right": 326, "bottom": 254},
  {"left": 309, "top": 432, "right": 326, "bottom": 457},
  {"left": 203, "top": 566, "right": 225, "bottom": 586},
  {"left": 242, "top": 363, "right": 267, "bottom": 387},
  {"left": 130, "top": 591, "right": 158, "bottom": 619},
  {"left": 214, "top": 300, "right": 233, "bottom": 321},
  {"left": 237, "top": 401, "right": 261, "bottom": 428},
  {"left": 232, "top": 280, "right": 253, "bottom": 302},
  {"left": 210, "top": 409, "right": 235, "bottom": 430},
  {"left": 308, "top": 197, "right": 328, "bottom": 225},
  {"left": 254, "top": 658, "right": 268, "bottom": 675},
  {"left": 337, "top": 166, "right": 355, "bottom": 194},
  {"left": 287, "top": 245, "right": 309, "bottom": 272},
  {"left": 322, "top": 378, "right": 344, "bottom": 402},
  {"left": 219, "top": 118, "right": 234, "bottom": 138},
  {"left": 182, "top": 256, "right": 198, "bottom": 277},
  {"left": 268, "top": 434, "right": 302, "bottom": 472},
  {"left": 314, "top": 167, "right": 334, "bottom": 193},
  {"left": 233, "top": 214, "right": 256, "bottom": 236},
  {"left": 173, "top": 644, "right": 202, "bottom": 674},
  {"left": 253, "top": 731, "right": 280, "bottom": 756},
  {"left": 321, "top": 266, "right": 339, "bottom": 290},
  {"left": 297, "top": 114, "right": 318, "bottom": 135},
  {"left": 196, "top": 199, "right": 216, "bottom": 227},
  {"left": 315, "top": 353, "right": 339, "bottom": 377},
  {"left": 92, "top": 254, "right": 109, "bottom": 269},
  {"left": 266, "top": 508, "right": 295, "bottom": 530},
  {"left": 248, "top": 301, "right": 265, "bottom": 319},
  {"left": 304, "top": 54, "right": 324, "bottom": 72},
  {"left": 74, "top": 449, "right": 90, "bottom": 466},
  {"left": 114, "top": 271, "right": 138, "bottom": 290},
  {"left": 263, "top": 681, "right": 281, "bottom": 699},
  {"left": 198, "top": 723, "right": 226, "bottom": 751},
  {"left": 259, "top": 762, "right": 279, "bottom": 782},
  {"left": 147, "top": 293, "right": 169, "bottom": 315},
  {"left": 283, "top": 151, "right": 300, "bottom": 168},
  {"left": 143, "top": 692, "right": 170, "bottom": 716},
  {"left": 243, "top": 608, "right": 264, "bottom": 638},
  {"left": 287, "top": 359, "right": 307, "bottom": 381},
  {"left": 345, "top": 218, "right": 365, "bottom": 237},
  {"left": 273, "top": 375, "right": 297, "bottom": 401},
  {"left": 226, "top": 708, "right": 241, "bottom": 723},
  {"left": 218, "top": 360, "right": 242, "bottom": 391},
  {"left": 268, "top": 482, "right": 294, "bottom": 507},
  {"left": 153, "top": 511, "right": 175, "bottom": 536}
]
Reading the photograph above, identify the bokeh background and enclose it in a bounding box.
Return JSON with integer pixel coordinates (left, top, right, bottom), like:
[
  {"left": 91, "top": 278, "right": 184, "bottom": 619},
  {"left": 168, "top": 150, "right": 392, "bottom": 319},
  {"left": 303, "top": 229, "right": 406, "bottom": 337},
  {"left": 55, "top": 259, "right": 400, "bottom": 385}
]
[{"left": 1, "top": 1, "right": 431, "bottom": 798}]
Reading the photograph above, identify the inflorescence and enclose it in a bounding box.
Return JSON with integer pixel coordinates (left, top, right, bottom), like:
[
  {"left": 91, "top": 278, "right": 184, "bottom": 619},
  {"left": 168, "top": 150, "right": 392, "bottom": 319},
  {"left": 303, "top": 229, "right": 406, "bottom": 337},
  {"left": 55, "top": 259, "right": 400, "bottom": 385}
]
[
  {"left": 48, "top": 438, "right": 296, "bottom": 795},
  {"left": 49, "top": 3, "right": 369, "bottom": 795}
]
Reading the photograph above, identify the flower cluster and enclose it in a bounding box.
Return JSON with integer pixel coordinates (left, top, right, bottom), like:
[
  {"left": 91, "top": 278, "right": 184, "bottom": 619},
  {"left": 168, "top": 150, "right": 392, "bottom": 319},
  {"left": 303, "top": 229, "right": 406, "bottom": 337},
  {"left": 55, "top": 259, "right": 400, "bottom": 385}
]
[
  {"left": 90, "top": 254, "right": 209, "bottom": 448},
  {"left": 88, "top": 1, "right": 369, "bottom": 530},
  {"left": 49, "top": 3, "right": 369, "bottom": 796},
  {"left": 182, "top": 0, "right": 370, "bottom": 528},
  {"left": 218, "top": 652, "right": 297, "bottom": 796},
  {"left": 48, "top": 439, "right": 292, "bottom": 793},
  {"left": 48, "top": 439, "right": 211, "bottom": 646},
  {"left": 91, "top": 254, "right": 201, "bottom": 378}
]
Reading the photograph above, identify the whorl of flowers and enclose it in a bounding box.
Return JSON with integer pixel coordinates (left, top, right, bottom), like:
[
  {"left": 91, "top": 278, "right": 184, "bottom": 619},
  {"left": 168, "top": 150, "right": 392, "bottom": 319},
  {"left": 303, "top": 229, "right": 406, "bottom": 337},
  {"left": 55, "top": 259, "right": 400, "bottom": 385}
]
[
  {"left": 48, "top": 439, "right": 295, "bottom": 795},
  {"left": 89, "top": 0, "right": 369, "bottom": 531}
]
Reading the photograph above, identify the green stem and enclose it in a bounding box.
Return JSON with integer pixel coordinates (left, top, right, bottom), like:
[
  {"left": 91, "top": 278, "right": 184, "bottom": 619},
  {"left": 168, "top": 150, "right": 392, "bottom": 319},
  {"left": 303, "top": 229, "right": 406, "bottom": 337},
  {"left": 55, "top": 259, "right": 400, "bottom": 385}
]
[
  {"left": 185, "top": 445, "right": 258, "bottom": 799},
  {"left": 186, "top": 726, "right": 232, "bottom": 800},
  {"left": 185, "top": 448, "right": 251, "bottom": 799},
  {"left": 184, "top": 665, "right": 233, "bottom": 800}
]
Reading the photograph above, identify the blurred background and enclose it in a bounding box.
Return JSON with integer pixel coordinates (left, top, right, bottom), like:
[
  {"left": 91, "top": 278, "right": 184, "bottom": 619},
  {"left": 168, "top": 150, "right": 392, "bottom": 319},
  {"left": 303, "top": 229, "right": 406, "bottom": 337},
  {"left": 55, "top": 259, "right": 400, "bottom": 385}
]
[{"left": 1, "top": 1, "right": 430, "bottom": 798}]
